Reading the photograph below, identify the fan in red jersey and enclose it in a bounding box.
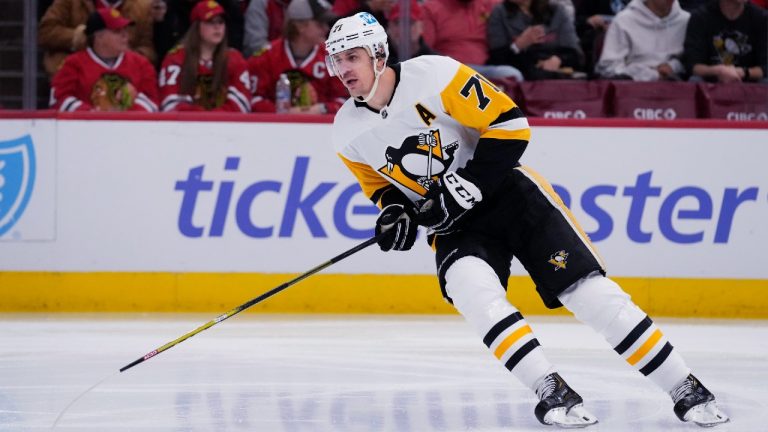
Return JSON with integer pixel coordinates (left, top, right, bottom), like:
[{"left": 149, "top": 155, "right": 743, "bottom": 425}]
[
  {"left": 158, "top": 1, "right": 251, "bottom": 112},
  {"left": 248, "top": 0, "right": 347, "bottom": 114},
  {"left": 49, "top": 8, "right": 159, "bottom": 112}
]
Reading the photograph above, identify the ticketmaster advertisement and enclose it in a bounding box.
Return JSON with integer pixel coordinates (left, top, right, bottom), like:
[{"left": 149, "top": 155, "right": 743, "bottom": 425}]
[{"left": 0, "top": 118, "right": 766, "bottom": 280}]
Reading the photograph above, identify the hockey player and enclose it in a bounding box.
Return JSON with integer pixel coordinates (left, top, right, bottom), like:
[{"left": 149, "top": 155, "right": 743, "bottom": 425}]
[
  {"left": 50, "top": 8, "right": 159, "bottom": 112},
  {"left": 248, "top": 0, "right": 347, "bottom": 114},
  {"left": 325, "top": 12, "right": 730, "bottom": 428},
  {"left": 158, "top": 1, "right": 251, "bottom": 112}
]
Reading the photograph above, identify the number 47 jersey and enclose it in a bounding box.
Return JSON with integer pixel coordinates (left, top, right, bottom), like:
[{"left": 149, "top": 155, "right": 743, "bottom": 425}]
[{"left": 331, "top": 55, "right": 531, "bottom": 208}]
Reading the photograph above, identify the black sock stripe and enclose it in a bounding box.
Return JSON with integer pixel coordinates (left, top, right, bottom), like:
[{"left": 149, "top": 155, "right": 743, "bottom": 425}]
[
  {"left": 504, "top": 339, "right": 540, "bottom": 371},
  {"left": 614, "top": 316, "right": 653, "bottom": 355},
  {"left": 483, "top": 312, "right": 523, "bottom": 347},
  {"left": 639, "top": 342, "right": 673, "bottom": 376}
]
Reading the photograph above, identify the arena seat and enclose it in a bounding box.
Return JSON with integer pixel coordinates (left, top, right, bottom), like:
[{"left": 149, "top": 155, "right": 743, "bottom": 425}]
[
  {"left": 518, "top": 80, "right": 611, "bottom": 118},
  {"left": 610, "top": 81, "right": 700, "bottom": 120},
  {"left": 699, "top": 83, "right": 768, "bottom": 121},
  {"left": 490, "top": 77, "right": 522, "bottom": 106}
]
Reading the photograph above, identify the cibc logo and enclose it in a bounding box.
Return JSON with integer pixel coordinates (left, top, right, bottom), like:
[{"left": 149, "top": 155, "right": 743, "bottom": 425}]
[
  {"left": 633, "top": 108, "right": 677, "bottom": 120},
  {"left": 543, "top": 110, "right": 587, "bottom": 119},
  {"left": 726, "top": 112, "right": 768, "bottom": 121},
  {"left": 0, "top": 135, "right": 36, "bottom": 237}
]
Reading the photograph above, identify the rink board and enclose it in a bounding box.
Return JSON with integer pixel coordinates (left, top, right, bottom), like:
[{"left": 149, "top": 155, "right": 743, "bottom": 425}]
[{"left": 0, "top": 114, "right": 767, "bottom": 317}]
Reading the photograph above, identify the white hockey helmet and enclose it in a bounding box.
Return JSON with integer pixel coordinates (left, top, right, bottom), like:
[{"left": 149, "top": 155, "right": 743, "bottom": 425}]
[{"left": 325, "top": 12, "right": 389, "bottom": 102}]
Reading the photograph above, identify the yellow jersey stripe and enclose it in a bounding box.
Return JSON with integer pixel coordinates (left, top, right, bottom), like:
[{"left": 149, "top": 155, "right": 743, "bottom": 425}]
[
  {"left": 338, "top": 153, "right": 390, "bottom": 205},
  {"left": 482, "top": 128, "right": 531, "bottom": 141},
  {"left": 440, "top": 64, "right": 518, "bottom": 133}
]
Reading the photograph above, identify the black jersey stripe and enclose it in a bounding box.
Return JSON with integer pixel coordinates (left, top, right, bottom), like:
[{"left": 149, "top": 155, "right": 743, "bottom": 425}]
[
  {"left": 639, "top": 342, "right": 674, "bottom": 376},
  {"left": 504, "top": 339, "right": 541, "bottom": 371},
  {"left": 483, "top": 312, "right": 523, "bottom": 347},
  {"left": 614, "top": 316, "right": 653, "bottom": 355},
  {"left": 489, "top": 106, "right": 525, "bottom": 127}
]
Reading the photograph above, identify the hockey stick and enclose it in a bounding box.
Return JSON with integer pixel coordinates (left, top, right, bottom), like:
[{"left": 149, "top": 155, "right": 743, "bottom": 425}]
[{"left": 119, "top": 232, "right": 386, "bottom": 373}]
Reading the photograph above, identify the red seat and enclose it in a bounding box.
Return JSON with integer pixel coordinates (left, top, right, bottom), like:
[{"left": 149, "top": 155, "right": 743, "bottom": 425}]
[
  {"left": 490, "top": 77, "right": 522, "bottom": 107},
  {"left": 699, "top": 83, "right": 768, "bottom": 121},
  {"left": 611, "top": 81, "right": 700, "bottom": 120},
  {"left": 518, "top": 80, "right": 610, "bottom": 118}
]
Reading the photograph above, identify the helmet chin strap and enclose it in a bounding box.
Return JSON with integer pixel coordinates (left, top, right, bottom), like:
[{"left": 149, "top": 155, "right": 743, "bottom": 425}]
[{"left": 355, "top": 56, "right": 386, "bottom": 104}]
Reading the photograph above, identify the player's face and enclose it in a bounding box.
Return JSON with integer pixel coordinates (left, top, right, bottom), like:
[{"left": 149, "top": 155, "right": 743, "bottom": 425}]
[
  {"left": 329, "top": 47, "right": 375, "bottom": 98},
  {"left": 200, "top": 16, "right": 226, "bottom": 46}
]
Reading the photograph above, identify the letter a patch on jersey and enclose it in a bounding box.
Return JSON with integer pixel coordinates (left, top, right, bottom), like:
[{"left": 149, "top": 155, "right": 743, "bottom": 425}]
[
  {"left": 415, "top": 103, "right": 436, "bottom": 126},
  {"left": 378, "top": 129, "right": 458, "bottom": 196}
]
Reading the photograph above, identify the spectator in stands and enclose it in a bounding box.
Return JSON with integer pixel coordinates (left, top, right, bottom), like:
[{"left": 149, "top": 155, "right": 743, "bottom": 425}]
[
  {"left": 248, "top": 0, "right": 347, "bottom": 113},
  {"left": 243, "top": 0, "right": 291, "bottom": 57},
  {"left": 385, "top": 0, "right": 437, "bottom": 63},
  {"left": 487, "top": 0, "right": 585, "bottom": 80},
  {"left": 422, "top": 0, "right": 524, "bottom": 80},
  {"left": 158, "top": 1, "right": 251, "bottom": 112},
  {"left": 595, "top": 0, "right": 690, "bottom": 81},
  {"left": 39, "top": 0, "right": 155, "bottom": 77},
  {"left": 49, "top": 8, "right": 159, "bottom": 112},
  {"left": 154, "top": 0, "right": 244, "bottom": 65},
  {"left": 679, "top": 0, "right": 709, "bottom": 10},
  {"left": 422, "top": 0, "right": 498, "bottom": 66},
  {"left": 574, "top": 0, "right": 630, "bottom": 75},
  {"left": 550, "top": 0, "right": 575, "bottom": 19},
  {"left": 149, "top": 0, "right": 170, "bottom": 68},
  {"left": 683, "top": 0, "right": 767, "bottom": 83},
  {"left": 332, "top": 0, "right": 395, "bottom": 27}
]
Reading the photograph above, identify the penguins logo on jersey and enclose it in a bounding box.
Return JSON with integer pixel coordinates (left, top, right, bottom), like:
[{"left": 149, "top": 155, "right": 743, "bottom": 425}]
[
  {"left": 548, "top": 250, "right": 569, "bottom": 271},
  {"left": 378, "top": 129, "right": 458, "bottom": 196}
]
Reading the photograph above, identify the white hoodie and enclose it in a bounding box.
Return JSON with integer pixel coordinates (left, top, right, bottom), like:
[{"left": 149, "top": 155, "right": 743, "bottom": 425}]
[{"left": 595, "top": 0, "right": 690, "bottom": 81}]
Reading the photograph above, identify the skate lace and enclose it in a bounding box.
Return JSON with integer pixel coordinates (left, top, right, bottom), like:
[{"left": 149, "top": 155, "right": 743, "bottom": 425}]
[
  {"left": 670, "top": 377, "right": 693, "bottom": 404},
  {"left": 536, "top": 374, "right": 558, "bottom": 400}
]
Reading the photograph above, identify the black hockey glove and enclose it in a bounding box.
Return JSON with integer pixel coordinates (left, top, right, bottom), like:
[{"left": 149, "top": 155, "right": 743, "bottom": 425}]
[
  {"left": 415, "top": 170, "right": 483, "bottom": 235},
  {"left": 375, "top": 204, "right": 418, "bottom": 251}
]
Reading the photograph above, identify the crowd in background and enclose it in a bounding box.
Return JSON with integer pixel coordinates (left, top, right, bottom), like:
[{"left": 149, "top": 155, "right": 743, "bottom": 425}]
[{"left": 37, "top": 0, "right": 768, "bottom": 113}]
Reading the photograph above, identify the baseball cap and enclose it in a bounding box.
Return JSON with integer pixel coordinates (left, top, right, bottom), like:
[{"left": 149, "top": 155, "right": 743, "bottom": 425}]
[
  {"left": 190, "top": 0, "right": 226, "bottom": 22},
  {"left": 85, "top": 7, "right": 134, "bottom": 35},
  {"left": 387, "top": 0, "right": 423, "bottom": 21},
  {"left": 286, "top": 0, "right": 334, "bottom": 22}
]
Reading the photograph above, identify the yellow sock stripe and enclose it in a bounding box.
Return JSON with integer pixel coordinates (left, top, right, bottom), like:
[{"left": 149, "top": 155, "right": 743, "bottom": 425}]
[
  {"left": 516, "top": 166, "right": 607, "bottom": 270},
  {"left": 493, "top": 325, "right": 533, "bottom": 359},
  {"left": 626, "top": 329, "right": 663, "bottom": 366}
]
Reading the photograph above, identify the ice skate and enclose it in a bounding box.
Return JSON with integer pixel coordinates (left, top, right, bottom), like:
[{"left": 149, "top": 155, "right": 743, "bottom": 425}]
[
  {"left": 534, "top": 372, "right": 598, "bottom": 428},
  {"left": 670, "top": 374, "right": 730, "bottom": 427}
]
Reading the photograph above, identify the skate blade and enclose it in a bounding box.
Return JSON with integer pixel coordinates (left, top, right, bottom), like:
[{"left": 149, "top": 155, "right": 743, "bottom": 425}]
[
  {"left": 543, "top": 404, "right": 599, "bottom": 428},
  {"left": 684, "top": 401, "right": 730, "bottom": 427}
]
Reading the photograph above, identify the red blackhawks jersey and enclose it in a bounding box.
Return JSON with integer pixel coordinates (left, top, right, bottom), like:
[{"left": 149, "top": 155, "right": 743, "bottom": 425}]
[
  {"left": 248, "top": 38, "right": 347, "bottom": 113},
  {"left": 50, "top": 48, "right": 159, "bottom": 112},
  {"left": 159, "top": 47, "right": 251, "bottom": 112}
]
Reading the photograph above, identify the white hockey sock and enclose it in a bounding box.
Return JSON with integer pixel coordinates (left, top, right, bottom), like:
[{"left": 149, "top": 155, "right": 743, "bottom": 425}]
[
  {"left": 558, "top": 272, "right": 690, "bottom": 393},
  {"left": 445, "top": 256, "right": 553, "bottom": 391}
]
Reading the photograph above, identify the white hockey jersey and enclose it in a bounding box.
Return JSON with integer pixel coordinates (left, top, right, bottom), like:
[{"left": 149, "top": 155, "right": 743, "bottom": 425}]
[{"left": 332, "top": 55, "right": 530, "bottom": 207}]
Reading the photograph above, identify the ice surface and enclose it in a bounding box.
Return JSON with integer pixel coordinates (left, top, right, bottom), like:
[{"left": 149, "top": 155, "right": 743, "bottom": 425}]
[{"left": 0, "top": 314, "right": 765, "bottom": 431}]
